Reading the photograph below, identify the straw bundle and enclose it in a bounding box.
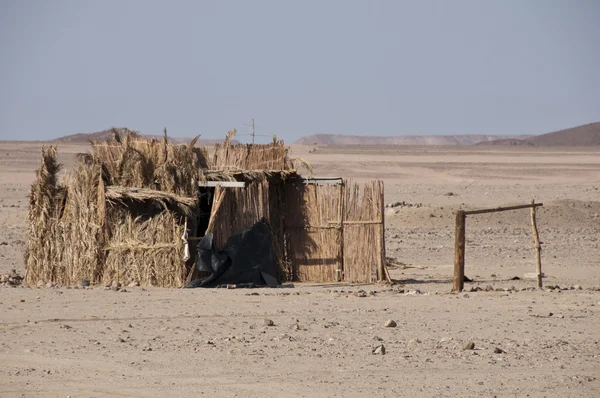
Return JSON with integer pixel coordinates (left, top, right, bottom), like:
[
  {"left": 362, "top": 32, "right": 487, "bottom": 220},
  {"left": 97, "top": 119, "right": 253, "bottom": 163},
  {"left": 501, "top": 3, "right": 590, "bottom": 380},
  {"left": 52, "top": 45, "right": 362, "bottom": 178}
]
[
  {"left": 102, "top": 210, "right": 187, "bottom": 287},
  {"left": 212, "top": 131, "right": 288, "bottom": 171},
  {"left": 85, "top": 128, "right": 209, "bottom": 195},
  {"left": 24, "top": 146, "right": 66, "bottom": 284}
]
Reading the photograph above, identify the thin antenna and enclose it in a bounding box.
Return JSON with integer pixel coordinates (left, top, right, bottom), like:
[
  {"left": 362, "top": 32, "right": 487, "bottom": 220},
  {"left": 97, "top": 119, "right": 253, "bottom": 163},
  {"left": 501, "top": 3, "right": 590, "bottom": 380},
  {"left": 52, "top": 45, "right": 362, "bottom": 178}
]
[{"left": 243, "top": 118, "right": 256, "bottom": 144}]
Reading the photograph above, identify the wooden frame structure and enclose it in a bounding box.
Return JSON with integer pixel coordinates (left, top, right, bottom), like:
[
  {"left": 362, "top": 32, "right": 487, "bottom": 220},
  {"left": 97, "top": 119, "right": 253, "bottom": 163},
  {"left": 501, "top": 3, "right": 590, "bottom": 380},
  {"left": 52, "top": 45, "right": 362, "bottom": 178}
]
[{"left": 453, "top": 200, "right": 543, "bottom": 292}]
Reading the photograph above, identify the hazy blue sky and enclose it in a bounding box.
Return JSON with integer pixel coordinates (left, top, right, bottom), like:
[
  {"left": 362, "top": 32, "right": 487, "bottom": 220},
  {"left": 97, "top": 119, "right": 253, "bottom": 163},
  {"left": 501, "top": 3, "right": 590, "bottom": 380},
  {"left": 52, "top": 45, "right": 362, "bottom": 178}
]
[{"left": 1, "top": 0, "right": 599, "bottom": 143}]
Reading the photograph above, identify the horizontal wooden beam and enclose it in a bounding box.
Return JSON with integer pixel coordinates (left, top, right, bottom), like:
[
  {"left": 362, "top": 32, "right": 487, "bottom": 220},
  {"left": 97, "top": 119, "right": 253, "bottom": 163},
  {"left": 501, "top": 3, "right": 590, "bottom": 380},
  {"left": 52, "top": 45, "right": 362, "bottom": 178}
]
[
  {"left": 463, "top": 203, "right": 543, "bottom": 216},
  {"left": 198, "top": 181, "right": 246, "bottom": 188},
  {"left": 302, "top": 177, "right": 343, "bottom": 185}
]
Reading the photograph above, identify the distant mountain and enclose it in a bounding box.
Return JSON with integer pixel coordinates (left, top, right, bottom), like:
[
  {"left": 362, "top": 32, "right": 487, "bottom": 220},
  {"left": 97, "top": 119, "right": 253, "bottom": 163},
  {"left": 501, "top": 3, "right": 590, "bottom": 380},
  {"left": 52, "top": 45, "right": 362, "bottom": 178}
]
[
  {"left": 475, "top": 139, "right": 535, "bottom": 147},
  {"left": 295, "top": 134, "right": 532, "bottom": 146},
  {"left": 478, "top": 122, "right": 600, "bottom": 147},
  {"left": 53, "top": 128, "right": 236, "bottom": 145},
  {"left": 526, "top": 122, "right": 600, "bottom": 146}
]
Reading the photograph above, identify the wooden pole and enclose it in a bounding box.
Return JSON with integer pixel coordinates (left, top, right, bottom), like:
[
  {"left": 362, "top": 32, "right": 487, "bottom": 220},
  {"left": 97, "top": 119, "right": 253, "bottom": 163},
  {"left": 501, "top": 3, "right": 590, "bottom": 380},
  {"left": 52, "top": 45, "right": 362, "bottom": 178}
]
[
  {"left": 453, "top": 211, "right": 466, "bottom": 292},
  {"left": 530, "top": 199, "right": 543, "bottom": 288},
  {"left": 379, "top": 181, "right": 386, "bottom": 283}
]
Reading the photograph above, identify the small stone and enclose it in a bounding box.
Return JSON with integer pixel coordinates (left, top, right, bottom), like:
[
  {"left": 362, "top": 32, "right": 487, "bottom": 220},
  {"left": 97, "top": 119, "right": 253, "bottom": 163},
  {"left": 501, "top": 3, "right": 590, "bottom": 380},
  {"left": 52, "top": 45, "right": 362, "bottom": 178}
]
[
  {"left": 372, "top": 344, "right": 386, "bottom": 355},
  {"left": 80, "top": 279, "right": 90, "bottom": 287},
  {"left": 354, "top": 290, "right": 367, "bottom": 298},
  {"left": 494, "top": 347, "right": 505, "bottom": 354},
  {"left": 574, "top": 285, "right": 582, "bottom": 290},
  {"left": 36, "top": 280, "right": 45, "bottom": 287},
  {"left": 484, "top": 285, "right": 493, "bottom": 292},
  {"left": 373, "top": 336, "right": 383, "bottom": 341},
  {"left": 128, "top": 281, "right": 139, "bottom": 288},
  {"left": 463, "top": 294, "right": 470, "bottom": 298},
  {"left": 408, "top": 338, "right": 422, "bottom": 344},
  {"left": 384, "top": 319, "right": 397, "bottom": 328},
  {"left": 264, "top": 319, "right": 275, "bottom": 327},
  {"left": 464, "top": 342, "right": 475, "bottom": 350},
  {"left": 46, "top": 282, "right": 56, "bottom": 288},
  {"left": 120, "top": 288, "right": 128, "bottom": 293}
]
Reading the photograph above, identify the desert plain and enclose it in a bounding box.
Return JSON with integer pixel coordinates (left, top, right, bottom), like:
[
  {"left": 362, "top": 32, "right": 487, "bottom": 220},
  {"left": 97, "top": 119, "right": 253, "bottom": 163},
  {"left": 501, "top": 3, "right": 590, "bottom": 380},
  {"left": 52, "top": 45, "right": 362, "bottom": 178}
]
[{"left": 0, "top": 142, "right": 599, "bottom": 397}]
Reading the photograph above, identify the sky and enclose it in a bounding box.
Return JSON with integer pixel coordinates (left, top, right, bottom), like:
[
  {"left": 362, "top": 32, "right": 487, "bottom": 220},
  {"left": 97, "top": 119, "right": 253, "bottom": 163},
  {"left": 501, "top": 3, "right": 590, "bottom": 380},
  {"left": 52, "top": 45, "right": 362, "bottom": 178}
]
[{"left": 1, "top": 0, "right": 599, "bottom": 143}]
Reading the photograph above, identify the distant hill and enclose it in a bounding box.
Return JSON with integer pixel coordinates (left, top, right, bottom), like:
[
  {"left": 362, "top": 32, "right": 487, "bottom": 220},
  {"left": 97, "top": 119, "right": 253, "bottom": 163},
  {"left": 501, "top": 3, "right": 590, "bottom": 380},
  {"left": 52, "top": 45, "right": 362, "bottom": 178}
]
[
  {"left": 53, "top": 128, "right": 236, "bottom": 145},
  {"left": 475, "top": 139, "right": 535, "bottom": 147},
  {"left": 295, "top": 134, "right": 532, "bottom": 146},
  {"left": 526, "top": 122, "right": 600, "bottom": 146}
]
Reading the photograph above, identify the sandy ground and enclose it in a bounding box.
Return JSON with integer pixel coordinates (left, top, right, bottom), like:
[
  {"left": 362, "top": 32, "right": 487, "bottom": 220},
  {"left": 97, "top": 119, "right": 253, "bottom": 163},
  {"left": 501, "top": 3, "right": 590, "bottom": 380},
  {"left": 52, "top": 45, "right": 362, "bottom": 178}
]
[{"left": 1, "top": 142, "right": 599, "bottom": 397}]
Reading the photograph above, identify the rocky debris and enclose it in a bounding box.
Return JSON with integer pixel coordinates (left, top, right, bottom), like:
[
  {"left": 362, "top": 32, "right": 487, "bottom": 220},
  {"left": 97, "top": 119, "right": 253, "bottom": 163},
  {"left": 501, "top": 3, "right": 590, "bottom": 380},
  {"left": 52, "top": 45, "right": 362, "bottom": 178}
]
[
  {"left": 464, "top": 342, "right": 475, "bottom": 350},
  {"left": 484, "top": 285, "right": 494, "bottom": 292},
  {"left": 444, "top": 192, "right": 456, "bottom": 196},
  {"left": 0, "top": 269, "right": 23, "bottom": 286},
  {"left": 494, "top": 347, "right": 505, "bottom": 354},
  {"left": 264, "top": 319, "right": 275, "bottom": 327},
  {"left": 372, "top": 345, "right": 386, "bottom": 355},
  {"left": 127, "top": 281, "right": 140, "bottom": 288},
  {"left": 408, "top": 338, "right": 422, "bottom": 344},
  {"left": 573, "top": 285, "right": 582, "bottom": 290},
  {"left": 384, "top": 319, "right": 397, "bottom": 328},
  {"left": 385, "top": 201, "right": 423, "bottom": 209},
  {"left": 354, "top": 290, "right": 367, "bottom": 298},
  {"left": 80, "top": 279, "right": 90, "bottom": 287}
]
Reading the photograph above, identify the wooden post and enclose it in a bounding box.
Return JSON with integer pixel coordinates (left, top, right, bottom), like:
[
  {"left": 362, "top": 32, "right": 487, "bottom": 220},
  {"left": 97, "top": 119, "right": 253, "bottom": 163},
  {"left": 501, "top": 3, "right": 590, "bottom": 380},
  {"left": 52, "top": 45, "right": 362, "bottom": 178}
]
[
  {"left": 453, "top": 211, "right": 466, "bottom": 292},
  {"left": 530, "top": 199, "right": 543, "bottom": 288},
  {"left": 379, "top": 181, "right": 386, "bottom": 283}
]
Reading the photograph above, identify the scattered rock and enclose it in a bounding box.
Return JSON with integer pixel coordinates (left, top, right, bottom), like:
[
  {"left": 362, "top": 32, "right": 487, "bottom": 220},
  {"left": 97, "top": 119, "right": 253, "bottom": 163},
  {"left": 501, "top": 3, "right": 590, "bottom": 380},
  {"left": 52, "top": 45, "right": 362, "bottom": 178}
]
[
  {"left": 464, "top": 342, "right": 475, "bottom": 350},
  {"left": 127, "top": 281, "right": 139, "bottom": 288},
  {"left": 264, "top": 319, "right": 275, "bottom": 327},
  {"left": 354, "top": 290, "right": 367, "bottom": 298},
  {"left": 444, "top": 192, "right": 456, "bottom": 196},
  {"left": 372, "top": 345, "right": 386, "bottom": 355},
  {"left": 463, "top": 294, "right": 470, "bottom": 298},
  {"left": 484, "top": 285, "right": 493, "bottom": 292},
  {"left": 408, "top": 338, "right": 422, "bottom": 344},
  {"left": 120, "top": 288, "right": 128, "bottom": 293},
  {"left": 573, "top": 285, "right": 582, "bottom": 290},
  {"left": 80, "top": 279, "right": 90, "bottom": 287},
  {"left": 494, "top": 347, "right": 505, "bottom": 354},
  {"left": 384, "top": 319, "right": 397, "bottom": 328},
  {"left": 373, "top": 336, "right": 383, "bottom": 341}
]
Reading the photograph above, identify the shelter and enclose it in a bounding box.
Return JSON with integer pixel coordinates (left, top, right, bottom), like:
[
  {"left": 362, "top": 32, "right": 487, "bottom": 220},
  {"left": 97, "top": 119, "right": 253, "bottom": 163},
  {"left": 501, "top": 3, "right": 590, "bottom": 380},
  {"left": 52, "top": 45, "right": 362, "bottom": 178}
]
[{"left": 25, "top": 129, "right": 385, "bottom": 287}]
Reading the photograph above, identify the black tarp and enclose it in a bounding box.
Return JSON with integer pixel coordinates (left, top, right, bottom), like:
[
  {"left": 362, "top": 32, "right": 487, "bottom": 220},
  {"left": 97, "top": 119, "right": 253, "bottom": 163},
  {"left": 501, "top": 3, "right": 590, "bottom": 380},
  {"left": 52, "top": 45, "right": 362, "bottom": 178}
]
[{"left": 185, "top": 218, "right": 279, "bottom": 288}]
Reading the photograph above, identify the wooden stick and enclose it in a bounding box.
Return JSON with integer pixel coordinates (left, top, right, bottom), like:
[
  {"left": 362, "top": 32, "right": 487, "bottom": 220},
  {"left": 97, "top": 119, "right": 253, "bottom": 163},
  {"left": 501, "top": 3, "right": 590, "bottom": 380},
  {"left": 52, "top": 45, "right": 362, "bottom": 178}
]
[
  {"left": 379, "top": 181, "right": 386, "bottom": 283},
  {"left": 338, "top": 181, "right": 345, "bottom": 282},
  {"left": 530, "top": 199, "right": 543, "bottom": 288},
  {"left": 453, "top": 211, "right": 466, "bottom": 292},
  {"left": 464, "top": 203, "right": 542, "bottom": 216}
]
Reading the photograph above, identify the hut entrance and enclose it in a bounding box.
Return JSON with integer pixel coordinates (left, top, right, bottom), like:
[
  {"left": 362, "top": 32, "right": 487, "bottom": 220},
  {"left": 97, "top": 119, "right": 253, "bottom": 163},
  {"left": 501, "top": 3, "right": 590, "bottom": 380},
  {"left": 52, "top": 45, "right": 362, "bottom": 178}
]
[{"left": 197, "top": 187, "right": 214, "bottom": 239}]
